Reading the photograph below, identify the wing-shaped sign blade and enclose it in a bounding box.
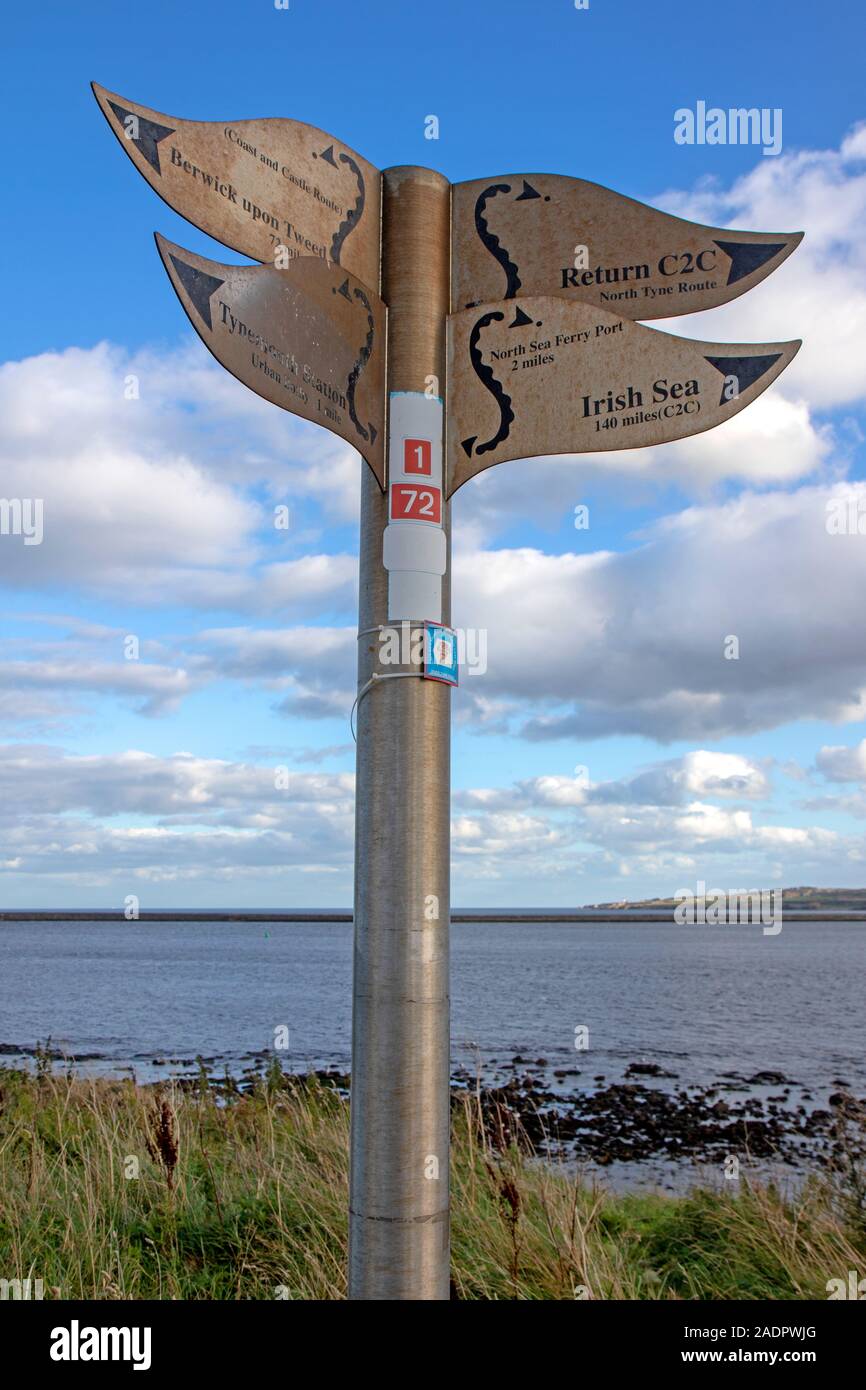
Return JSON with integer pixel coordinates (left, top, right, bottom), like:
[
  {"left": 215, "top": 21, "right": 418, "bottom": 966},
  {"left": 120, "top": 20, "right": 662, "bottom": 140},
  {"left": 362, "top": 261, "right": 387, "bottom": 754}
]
[
  {"left": 452, "top": 175, "right": 802, "bottom": 318},
  {"left": 94, "top": 84, "right": 381, "bottom": 292},
  {"left": 156, "top": 235, "right": 386, "bottom": 487},
  {"left": 447, "top": 297, "right": 800, "bottom": 494}
]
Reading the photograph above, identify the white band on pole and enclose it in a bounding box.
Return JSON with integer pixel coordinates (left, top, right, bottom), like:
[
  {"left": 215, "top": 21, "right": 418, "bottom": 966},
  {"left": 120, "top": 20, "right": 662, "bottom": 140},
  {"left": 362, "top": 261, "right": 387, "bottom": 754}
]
[{"left": 383, "top": 391, "right": 446, "bottom": 622}]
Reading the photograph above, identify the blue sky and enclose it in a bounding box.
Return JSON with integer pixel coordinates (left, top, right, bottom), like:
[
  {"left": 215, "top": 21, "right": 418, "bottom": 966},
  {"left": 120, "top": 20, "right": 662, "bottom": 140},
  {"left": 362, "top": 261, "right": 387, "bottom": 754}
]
[{"left": 2, "top": 0, "right": 866, "bottom": 907}]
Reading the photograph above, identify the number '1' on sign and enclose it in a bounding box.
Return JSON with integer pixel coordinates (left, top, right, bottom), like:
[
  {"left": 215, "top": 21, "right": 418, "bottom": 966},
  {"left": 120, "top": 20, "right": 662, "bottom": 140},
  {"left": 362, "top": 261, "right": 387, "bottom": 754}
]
[{"left": 404, "top": 438, "right": 433, "bottom": 475}]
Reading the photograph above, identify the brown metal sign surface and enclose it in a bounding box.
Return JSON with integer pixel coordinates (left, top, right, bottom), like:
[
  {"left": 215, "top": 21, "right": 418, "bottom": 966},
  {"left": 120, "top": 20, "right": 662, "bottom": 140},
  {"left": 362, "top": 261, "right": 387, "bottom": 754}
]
[
  {"left": 452, "top": 175, "right": 802, "bottom": 318},
  {"left": 94, "top": 84, "right": 381, "bottom": 291},
  {"left": 156, "top": 235, "right": 386, "bottom": 485},
  {"left": 447, "top": 297, "right": 800, "bottom": 493}
]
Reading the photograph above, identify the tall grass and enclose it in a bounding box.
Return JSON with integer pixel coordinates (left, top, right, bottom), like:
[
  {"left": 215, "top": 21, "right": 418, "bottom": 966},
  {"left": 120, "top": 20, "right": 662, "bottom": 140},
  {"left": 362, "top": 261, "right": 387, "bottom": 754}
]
[{"left": 0, "top": 1065, "right": 862, "bottom": 1300}]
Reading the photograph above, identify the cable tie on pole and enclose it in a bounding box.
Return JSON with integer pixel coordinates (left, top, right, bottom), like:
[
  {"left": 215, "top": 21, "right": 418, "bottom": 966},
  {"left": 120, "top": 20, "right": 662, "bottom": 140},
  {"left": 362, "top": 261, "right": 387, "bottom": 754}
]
[{"left": 349, "top": 670, "right": 424, "bottom": 742}]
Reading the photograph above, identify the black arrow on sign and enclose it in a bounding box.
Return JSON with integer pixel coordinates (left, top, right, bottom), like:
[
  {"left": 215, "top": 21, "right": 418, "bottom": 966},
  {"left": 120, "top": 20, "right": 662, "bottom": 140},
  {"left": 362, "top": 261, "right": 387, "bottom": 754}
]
[
  {"left": 514, "top": 179, "right": 542, "bottom": 201},
  {"left": 714, "top": 240, "right": 788, "bottom": 286},
  {"left": 168, "top": 256, "right": 225, "bottom": 331},
  {"left": 107, "top": 101, "right": 175, "bottom": 175},
  {"left": 705, "top": 353, "right": 783, "bottom": 405}
]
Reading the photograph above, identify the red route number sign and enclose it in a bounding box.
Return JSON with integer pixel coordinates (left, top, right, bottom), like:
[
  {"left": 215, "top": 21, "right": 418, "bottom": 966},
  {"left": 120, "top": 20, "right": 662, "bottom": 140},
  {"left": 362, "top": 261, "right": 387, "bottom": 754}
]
[
  {"left": 390, "top": 483, "right": 442, "bottom": 524},
  {"left": 403, "top": 438, "right": 432, "bottom": 475}
]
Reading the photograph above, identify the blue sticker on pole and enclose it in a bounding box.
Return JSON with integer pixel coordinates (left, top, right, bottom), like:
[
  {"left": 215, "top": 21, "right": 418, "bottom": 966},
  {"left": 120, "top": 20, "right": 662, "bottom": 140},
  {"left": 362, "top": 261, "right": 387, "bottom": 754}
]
[{"left": 423, "top": 622, "right": 459, "bottom": 686}]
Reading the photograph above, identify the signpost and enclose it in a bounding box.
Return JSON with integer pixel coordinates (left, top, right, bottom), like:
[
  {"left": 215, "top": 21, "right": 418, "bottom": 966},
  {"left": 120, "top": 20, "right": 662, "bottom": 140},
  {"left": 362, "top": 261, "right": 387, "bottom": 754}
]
[
  {"left": 156, "top": 235, "right": 386, "bottom": 484},
  {"left": 448, "top": 297, "right": 798, "bottom": 492},
  {"left": 93, "top": 85, "right": 380, "bottom": 287},
  {"left": 451, "top": 173, "right": 802, "bottom": 316},
  {"left": 95, "top": 85, "right": 802, "bottom": 1301}
]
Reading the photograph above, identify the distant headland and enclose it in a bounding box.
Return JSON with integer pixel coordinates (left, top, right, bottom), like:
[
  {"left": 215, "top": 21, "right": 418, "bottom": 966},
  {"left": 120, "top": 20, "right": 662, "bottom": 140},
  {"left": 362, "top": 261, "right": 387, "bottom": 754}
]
[{"left": 2, "top": 887, "right": 866, "bottom": 922}]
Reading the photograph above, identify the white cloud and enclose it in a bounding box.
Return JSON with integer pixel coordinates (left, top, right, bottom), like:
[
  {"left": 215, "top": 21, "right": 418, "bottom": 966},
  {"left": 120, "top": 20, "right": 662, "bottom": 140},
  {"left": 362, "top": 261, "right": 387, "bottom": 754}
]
[
  {"left": 0, "top": 659, "right": 195, "bottom": 717},
  {"left": 654, "top": 124, "right": 866, "bottom": 410},
  {"left": 454, "top": 483, "right": 866, "bottom": 741},
  {"left": 0, "top": 341, "right": 364, "bottom": 606},
  {"left": 816, "top": 738, "right": 866, "bottom": 783},
  {"left": 451, "top": 391, "right": 827, "bottom": 543},
  {"left": 678, "top": 749, "right": 768, "bottom": 798},
  {"left": 0, "top": 743, "right": 859, "bottom": 902},
  {"left": 196, "top": 624, "right": 356, "bottom": 719},
  {"left": 0, "top": 617, "right": 360, "bottom": 728},
  {"left": 0, "top": 746, "right": 356, "bottom": 889}
]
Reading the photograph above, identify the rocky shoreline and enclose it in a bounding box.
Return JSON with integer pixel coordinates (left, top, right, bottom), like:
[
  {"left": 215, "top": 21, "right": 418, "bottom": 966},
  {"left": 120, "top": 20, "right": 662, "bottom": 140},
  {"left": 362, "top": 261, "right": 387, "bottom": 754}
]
[
  {"left": 6, "top": 1042, "right": 863, "bottom": 1185},
  {"left": 456, "top": 1064, "right": 862, "bottom": 1171}
]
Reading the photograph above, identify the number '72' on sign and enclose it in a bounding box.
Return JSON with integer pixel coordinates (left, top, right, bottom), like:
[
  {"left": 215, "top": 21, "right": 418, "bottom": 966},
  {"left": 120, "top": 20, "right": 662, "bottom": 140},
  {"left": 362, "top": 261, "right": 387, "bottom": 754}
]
[{"left": 390, "top": 484, "right": 442, "bottom": 524}]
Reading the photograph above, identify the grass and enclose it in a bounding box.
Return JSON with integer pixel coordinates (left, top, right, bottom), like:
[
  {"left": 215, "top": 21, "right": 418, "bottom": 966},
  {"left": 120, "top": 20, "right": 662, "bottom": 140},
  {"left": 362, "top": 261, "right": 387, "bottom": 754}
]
[{"left": 0, "top": 1061, "right": 863, "bottom": 1300}]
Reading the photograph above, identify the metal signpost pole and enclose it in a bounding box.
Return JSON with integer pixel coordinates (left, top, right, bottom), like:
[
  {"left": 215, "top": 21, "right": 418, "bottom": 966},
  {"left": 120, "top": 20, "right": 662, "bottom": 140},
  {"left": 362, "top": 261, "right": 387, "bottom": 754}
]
[
  {"left": 349, "top": 166, "right": 452, "bottom": 1300},
  {"left": 93, "top": 81, "right": 802, "bottom": 1303}
]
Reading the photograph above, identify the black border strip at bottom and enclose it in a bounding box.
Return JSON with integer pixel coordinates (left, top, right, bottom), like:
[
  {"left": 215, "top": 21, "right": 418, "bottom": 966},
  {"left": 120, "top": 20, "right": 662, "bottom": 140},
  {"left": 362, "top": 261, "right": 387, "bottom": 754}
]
[{"left": 5, "top": 1296, "right": 861, "bottom": 1374}]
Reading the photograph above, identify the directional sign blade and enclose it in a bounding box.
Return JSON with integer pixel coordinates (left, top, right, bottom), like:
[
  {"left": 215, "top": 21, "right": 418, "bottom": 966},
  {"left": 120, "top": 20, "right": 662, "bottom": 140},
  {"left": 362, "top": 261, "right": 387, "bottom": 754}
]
[
  {"left": 156, "top": 235, "right": 386, "bottom": 486},
  {"left": 452, "top": 175, "right": 802, "bottom": 318},
  {"left": 447, "top": 297, "right": 800, "bottom": 494},
  {"left": 94, "top": 84, "right": 381, "bottom": 291}
]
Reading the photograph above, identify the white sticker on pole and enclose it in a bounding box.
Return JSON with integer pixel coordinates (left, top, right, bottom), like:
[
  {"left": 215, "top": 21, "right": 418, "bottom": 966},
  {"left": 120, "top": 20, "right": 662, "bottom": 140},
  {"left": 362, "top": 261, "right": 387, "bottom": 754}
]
[{"left": 383, "top": 391, "right": 446, "bottom": 622}]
